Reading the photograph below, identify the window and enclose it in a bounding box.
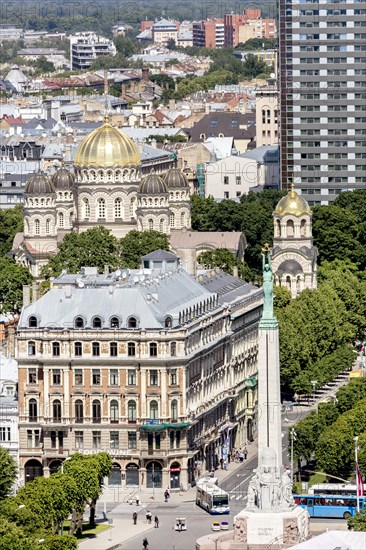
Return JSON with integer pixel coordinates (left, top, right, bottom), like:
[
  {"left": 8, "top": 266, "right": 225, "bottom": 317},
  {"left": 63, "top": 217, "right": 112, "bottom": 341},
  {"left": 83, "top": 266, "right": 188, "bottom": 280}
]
[
  {"left": 170, "top": 431, "right": 175, "bottom": 449},
  {"left": 150, "top": 400, "right": 158, "bottom": 419},
  {"left": 58, "top": 212, "right": 64, "bottom": 228},
  {"left": 28, "top": 316, "right": 38, "bottom": 328},
  {"left": 74, "top": 368, "right": 83, "bottom": 385},
  {"left": 171, "top": 400, "right": 178, "bottom": 421},
  {"left": 110, "top": 316, "right": 120, "bottom": 329},
  {"left": 92, "top": 342, "right": 100, "bottom": 356},
  {"left": 52, "top": 342, "right": 60, "bottom": 356},
  {"left": 74, "top": 316, "right": 84, "bottom": 329},
  {"left": 128, "top": 400, "right": 137, "bottom": 422},
  {"left": 83, "top": 198, "right": 90, "bottom": 219},
  {"left": 92, "top": 369, "right": 100, "bottom": 385},
  {"left": 176, "top": 431, "right": 180, "bottom": 448},
  {"left": 224, "top": 192, "right": 229, "bottom": 199},
  {"left": 92, "top": 316, "right": 102, "bottom": 328},
  {"left": 170, "top": 369, "right": 177, "bottom": 385},
  {"left": 110, "top": 431, "right": 119, "bottom": 449},
  {"left": 128, "top": 369, "right": 136, "bottom": 385},
  {"left": 128, "top": 431, "right": 137, "bottom": 449},
  {"left": 53, "top": 399, "right": 61, "bottom": 422},
  {"left": 92, "top": 431, "right": 101, "bottom": 450},
  {"left": 52, "top": 369, "right": 61, "bottom": 385},
  {"left": 74, "top": 342, "right": 82, "bottom": 357},
  {"left": 97, "top": 198, "right": 106, "bottom": 219},
  {"left": 159, "top": 218, "right": 165, "bottom": 233},
  {"left": 128, "top": 342, "right": 136, "bottom": 356},
  {"left": 110, "top": 368, "right": 118, "bottom": 385},
  {"left": 223, "top": 176, "right": 229, "bottom": 185},
  {"left": 155, "top": 433, "right": 161, "bottom": 449},
  {"left": 0, "top": 427, "right": 10, "bottom": 442},
  {"left": 165, "top": 316, "right": 172, "bottom": 328},
  {"left": 170, "top": 213, "right": 175, "bottom": 228},
  {"left": 149, "top": 343, "right": 157, "bottom": 357},
  {"left": 29, "top": 398, "right": 37, "bottom": 421},
  {"left": 45, "top": 218, "right": 51, "bottom": 234},
  {"left": 110, "top": 400, "right": 119, "bottom": 423},
  {"left": 75, "top": 400, "right": 84, "bottom": 423},
  {"left": 148, "top": 219, "right": 154, "bottom": 231},
  {"left": 34, "top": 219, "right": 40, "bottom": 235},
  {"left": 51, "top": 431, "right": 57, "bottom": 449},
  {"left": 128, "top": 317, "right": 137, "bottom": 328},
  {"left": 114, "top": 198, "right": 122, "bottom": 218},
  {"left": 236, "top": 176, "right": 241, "bottom": 185},
  {"left": 28, "top": 368, "right": 37, "bottom": 384},
  {"left": 75, "top": 431, "right": 84, "bottom": 450},
  {"left": 110, "top": 342, "right": 118, "bottom": 357},
  {"left": 170, "top": 341, "right": 177, "bottom": 357},
  {"left": 150, "top": 370, "right": 158, "bottom": 386},
  {"left": 92, "top": 400, "right": 101, "bottom": 423},
  {"left": 28, "top": 341, "right": 36, "bottom": 356}
]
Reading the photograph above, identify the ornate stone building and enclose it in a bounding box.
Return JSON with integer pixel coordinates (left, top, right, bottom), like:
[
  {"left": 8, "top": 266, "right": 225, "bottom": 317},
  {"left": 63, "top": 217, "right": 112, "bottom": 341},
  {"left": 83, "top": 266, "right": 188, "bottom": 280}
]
[
  {"left": 271, "top": 185, "right": 317, "bottom": 298},
  {"left": 16, "top": 251, "right": 262, "bottom": 492}
]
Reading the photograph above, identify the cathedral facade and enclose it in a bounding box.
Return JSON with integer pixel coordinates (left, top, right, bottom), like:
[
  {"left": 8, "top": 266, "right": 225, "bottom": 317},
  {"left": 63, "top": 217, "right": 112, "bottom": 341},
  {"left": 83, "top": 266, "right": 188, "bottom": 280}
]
[{"left": 15, "top": 116, "right": 191, "bottom": 277}]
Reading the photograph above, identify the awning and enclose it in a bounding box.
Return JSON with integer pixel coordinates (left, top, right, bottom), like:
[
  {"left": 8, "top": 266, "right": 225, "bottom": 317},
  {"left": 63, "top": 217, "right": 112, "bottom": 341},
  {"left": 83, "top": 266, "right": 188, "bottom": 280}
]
[
  {"left": 140, "top": 422, "right": 190, "bottom": 433},
  {"left": 245, "top": 375, "right": 258, "bottom": 388},
  {"left": 140, "top": 424, "right": 166, "bottom": 432}
]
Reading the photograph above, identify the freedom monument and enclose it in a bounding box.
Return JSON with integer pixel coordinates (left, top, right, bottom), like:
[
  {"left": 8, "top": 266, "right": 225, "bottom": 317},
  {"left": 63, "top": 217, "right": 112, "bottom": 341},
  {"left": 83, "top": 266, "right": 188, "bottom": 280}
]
[{"left": 196, "top": 245, "right": 309, "bottom": 550}]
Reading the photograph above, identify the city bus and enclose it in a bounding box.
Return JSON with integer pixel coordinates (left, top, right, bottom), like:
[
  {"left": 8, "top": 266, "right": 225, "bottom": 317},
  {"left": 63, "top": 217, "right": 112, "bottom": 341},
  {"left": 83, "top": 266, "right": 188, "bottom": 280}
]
[
  {"left": 196, "top": 482, "right": 230, "bottom": 514},
  {"left": 309, "top": 483, "right": 366, "bottom": 496},
  {"left": 294, "top": 494, "right": 366, "bottom": 519}
]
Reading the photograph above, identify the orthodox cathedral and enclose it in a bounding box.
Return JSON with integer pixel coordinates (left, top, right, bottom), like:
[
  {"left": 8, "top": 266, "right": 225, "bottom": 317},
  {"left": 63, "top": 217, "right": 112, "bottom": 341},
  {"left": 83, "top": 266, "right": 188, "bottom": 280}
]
[{"left": 13, "top": 115, "right": 193, "bottom": 277}]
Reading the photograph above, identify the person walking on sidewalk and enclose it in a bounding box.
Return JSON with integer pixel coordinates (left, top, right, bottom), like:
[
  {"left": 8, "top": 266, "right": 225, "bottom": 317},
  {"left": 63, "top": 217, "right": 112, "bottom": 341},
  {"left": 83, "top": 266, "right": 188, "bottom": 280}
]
[
  {"left": 239, "top": 450, "right": 244, "bottom": 462},
  {"left": 142, "top": 537, "right": 149, "bottom": 549},
  {"left": 220, "top": 457, "right": 224, "bottom": 469},
  {"left": 243, "top": 447, "right": 248, "bottom": 460},
  {"left": 223, "top": 458, "right": 228, "bottom": 470},
  {"left": 164, "top": 489, "right": 170, "bottom": 502},
  {"left": 154, "top": 515, "right": 159, "bottom": 528},
  {"left": 133, "top": 511, "right": 138, "bottom": 525},
  {"left": 146, "top": 509, "right": 152, "bottom": 524}
]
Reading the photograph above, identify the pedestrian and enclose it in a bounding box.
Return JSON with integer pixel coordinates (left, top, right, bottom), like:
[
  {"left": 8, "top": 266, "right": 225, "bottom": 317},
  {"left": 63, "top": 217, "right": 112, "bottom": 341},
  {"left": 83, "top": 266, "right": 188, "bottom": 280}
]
[
  {"left": 220, "top": 457, "right": 224, "bottom": 469},
  {"left": 154, "top": 515, "right": 159, "bottom": 528},
  {"left": 239, "top": 451, "right": 244, "bottom": 463},
  {"left": 142, "top": 537, "right": 149, "bottom": 549},
  {"left": 146, "top": 509, "right": 151, "bottom": 524},
  {"left": 223, "top": 458, "right": 227, "bottom": 471},
  {"left": 135, "top": 494, "right": 140, "bottom": 506},
  {"left": 243, "top": 447, "right": 248, "bottom": 460},
  {"left": 164, "top": 489, "right": 170, "bottom": 502},
  {"left": 133, "top": 511, "right": 137, "bottom": 525}
]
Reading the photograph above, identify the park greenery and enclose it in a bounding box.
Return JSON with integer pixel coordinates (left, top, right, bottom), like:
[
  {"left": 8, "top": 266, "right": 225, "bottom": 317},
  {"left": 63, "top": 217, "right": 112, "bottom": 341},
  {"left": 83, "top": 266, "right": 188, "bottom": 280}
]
[{"left": 0, "top": 450, "right": 112, "bottom": 549}]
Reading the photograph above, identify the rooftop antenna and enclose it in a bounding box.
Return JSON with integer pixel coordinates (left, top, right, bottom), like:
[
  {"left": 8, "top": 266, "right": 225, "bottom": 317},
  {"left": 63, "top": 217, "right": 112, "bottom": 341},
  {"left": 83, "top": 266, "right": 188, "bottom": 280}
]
[{"left": 103, "top": 69, "right": 110, "bottom": 124}]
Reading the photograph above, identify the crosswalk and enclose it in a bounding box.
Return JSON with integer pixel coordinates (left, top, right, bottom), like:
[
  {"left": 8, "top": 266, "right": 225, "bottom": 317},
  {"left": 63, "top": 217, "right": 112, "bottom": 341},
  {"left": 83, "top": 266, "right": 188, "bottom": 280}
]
[{"left": 229, "top": 494, "right": 248, "bottom": 501}]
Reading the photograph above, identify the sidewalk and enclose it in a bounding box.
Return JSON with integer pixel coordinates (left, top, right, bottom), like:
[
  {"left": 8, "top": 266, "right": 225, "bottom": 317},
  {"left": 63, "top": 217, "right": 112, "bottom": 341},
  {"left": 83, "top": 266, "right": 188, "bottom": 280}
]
[{"left": 78, "top": 517, "right": 153, "bottom": 550}]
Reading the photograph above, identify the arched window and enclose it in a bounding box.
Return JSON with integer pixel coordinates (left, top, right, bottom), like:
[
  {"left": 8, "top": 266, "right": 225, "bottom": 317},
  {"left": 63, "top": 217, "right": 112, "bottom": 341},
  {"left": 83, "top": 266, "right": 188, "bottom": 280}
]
[
  {"left": 165, "top": 316, "right": 172, "bottom": 328},
  {"left": 130, "top": 198, "right": 136, "bottom": 219},
  {"left": 45, "top": 218, "right": 51, "bottom": 234},
  {"left": 148, "top": 219, "right": 154, "bottom": 231},
  {"left": 110, "top": 316, "right": 120, "bottom": 329},
  {"left": 170, "top": 213, "right": 175, "bottom": 228},
  {"left": 29, "top": 398, "right": 37, "bottom": 421},
  {"left": 128, "top": 400, "right": 137, "bottom": 422},
  {"left": 28, "top": 316, "right": 38, "bottom": 328},
  {"left": 114, "top": 198, "right": 123, "bottom": 218},
  {"left": 276, "top": 219, "right": 281, "bottom": 237},
  {"left": 171, "top": 400, "right": 178, "bottom": 421},
  {"left": 150, "top": 400, "right": 158, "bottom": 419},
  {"left": 128, "top": 317, "right": 137, "bottom": 329},
  {"left": 286, "top": 275, "right": 291, "bottom": 290},
  {"left": 286, "top": 219, "right": 295, "bottom": 237},
  {"left": 34, "top": 219, "right": 40, "bottom": 235},
  {"left": 74, "top": 316, "right": 84, "bottom": 329},
  {"left": 75, "top": 399, "right": 83, "bottom": 423},
  {"left": 92, "top": 316, "right": 102, "bottom": 328},
  {"left": 181, "top": 212, "right": 186, "bottom": 227},
  {"left": 300, "top": 219, "right": 306, "bottom": 237},
  {"left": 110, "top": 400, "right": 119, "bottom": 423},
  {"left": 92, "top": 399, "right": 101, "bottom": 423},
  {"left": 159, "top": 218, "right": 165, "bottom": 233},
  {"left": 53, "top": 399, "right": 61, "bottom": 422},
  {"left": 83, "top": 198, "right": 90, "bottom": 219},
  {"left": 58, "top": 212, "right": 64, "bottom": 228},
  {"left": 97, "top": 198, "right": 106, "bottom": 219}
]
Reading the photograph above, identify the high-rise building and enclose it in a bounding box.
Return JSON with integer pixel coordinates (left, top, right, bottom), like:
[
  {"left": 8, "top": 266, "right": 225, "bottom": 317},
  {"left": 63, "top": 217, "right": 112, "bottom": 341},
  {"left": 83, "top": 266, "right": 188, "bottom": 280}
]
[
  {"left": 70, "top": 32, "right": 117, "bottom": 71},
  {"left": 278, "top": 0, "right": 366, "bottom": 204}
]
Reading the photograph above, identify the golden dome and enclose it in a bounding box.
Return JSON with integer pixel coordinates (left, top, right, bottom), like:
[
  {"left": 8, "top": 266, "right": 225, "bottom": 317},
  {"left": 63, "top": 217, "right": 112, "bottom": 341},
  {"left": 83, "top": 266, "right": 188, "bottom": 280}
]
[
  {"left": 274, "top": 185, "right": 311, "bottom": 217},
  {"left": 74, "top": 117, "right": 140, "bottom": 168}
]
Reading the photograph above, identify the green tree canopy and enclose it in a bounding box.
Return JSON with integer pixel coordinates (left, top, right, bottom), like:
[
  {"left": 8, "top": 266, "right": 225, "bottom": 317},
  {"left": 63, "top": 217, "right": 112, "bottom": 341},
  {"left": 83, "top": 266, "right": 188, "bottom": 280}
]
[
  {"left": 0, "top": 448, "right": 17, "bottom": 500},
  {"left": 120, "top": 230, "right": 170, "bottom": 268},
  {"left": 0, "top": 257, "right": 33, "bottom": 314},
  {"left": 0, "top": 205, "right": 23, "bottom": 256}
]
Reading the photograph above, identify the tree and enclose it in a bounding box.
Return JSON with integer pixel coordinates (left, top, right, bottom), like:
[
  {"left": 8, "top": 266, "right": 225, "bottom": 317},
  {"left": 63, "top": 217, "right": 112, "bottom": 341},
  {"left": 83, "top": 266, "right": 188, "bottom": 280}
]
[
  {"left": 120, "top": 230, "right": 169, "bottom": 268},
  {"left": 166, "top": 38, "right": 177, "bottom": 50},
  {"left": 0, "top": 257, "right": 33, "bottom": 313},
  {"left": 41, "top": 227, "right": 121, "bottom": 279},
  {"left": 241, "top": 53, "right": 271, "bottom": 79},
  {"left": 236, "top": 37, "right": 277, "bottom": 51},
  {"left": 348, "top": 509, "right": 366, "bottom": 531},
  {"left": 0, "top": 205, "right": 23, "bottom": 256},
  {"left": 0, "top": 448, "right": 17, "bottom": 500},
  {"left": 0, "top": 517, "right": 44, "bottom": 550},
  {"left": 34, "top": 56, "right": 56, "bottom": 74},
  {"left": 197, "top": 248, "right": 253, "bottom": 280}
]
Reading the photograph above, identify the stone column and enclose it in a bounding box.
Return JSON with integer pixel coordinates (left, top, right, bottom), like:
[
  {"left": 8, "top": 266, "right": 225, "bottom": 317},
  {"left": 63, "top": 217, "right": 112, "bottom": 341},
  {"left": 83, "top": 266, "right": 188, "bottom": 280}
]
[{"left": 43, "top": 367, "right": 49, "bottom": 419}]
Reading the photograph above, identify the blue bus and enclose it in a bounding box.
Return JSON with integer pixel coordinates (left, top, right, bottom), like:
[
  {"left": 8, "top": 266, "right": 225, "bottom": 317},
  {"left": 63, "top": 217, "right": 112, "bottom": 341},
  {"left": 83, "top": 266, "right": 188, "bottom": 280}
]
[{"left": 294, "top": 494, "right": 366, "bottom": 519}]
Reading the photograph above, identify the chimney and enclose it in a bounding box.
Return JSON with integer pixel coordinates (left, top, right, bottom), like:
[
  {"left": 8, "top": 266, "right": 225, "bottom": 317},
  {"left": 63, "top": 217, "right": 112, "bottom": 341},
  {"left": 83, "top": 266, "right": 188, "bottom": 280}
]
[
  {"left": 31, "top": 282, "right": 39, "bottom": 303},
  {"left": 121, "top": 84, "right": 126, "bottom": 99},
  {"left": 142, "top": 67, "right": 149, "bottom": 82},
  {"left": 233, "top": 266, "right": 239, "bottom": 278},
  {"left": 150, "top": 138, "right": 157, "bottom": 149},
  {"left": 23, "top": 285, "right": 31, "bottom": 307}
]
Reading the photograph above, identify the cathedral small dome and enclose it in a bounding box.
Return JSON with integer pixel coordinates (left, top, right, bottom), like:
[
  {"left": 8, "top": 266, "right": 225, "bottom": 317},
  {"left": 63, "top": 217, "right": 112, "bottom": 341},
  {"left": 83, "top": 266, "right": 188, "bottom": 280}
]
[
  {"left": 25, "top": 173, "right": 55, "bottom": 195},
  {"left": 138, "top": 172, "right": 168, "bottom": 195},
  {"left": 52, "top": 167, "right": 75, "bottom": 189},
  {"left": 274, "top": 185, "right": 311, "bottom": 217},
  {"left": 164, "top": 168, "right": 189, "bottom": 189},
  {"left": 74, "top": 116, "right": 140, "bottom": 168}
]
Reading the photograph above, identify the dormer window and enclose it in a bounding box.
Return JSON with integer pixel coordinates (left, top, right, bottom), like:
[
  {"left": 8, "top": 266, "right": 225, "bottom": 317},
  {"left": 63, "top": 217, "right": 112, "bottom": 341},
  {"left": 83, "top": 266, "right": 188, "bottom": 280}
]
[
  {"left": 128, "top": 317, "right": 137, "bottom": 329},
  {"left": 92, "top": 316, "right": 102, "bottom": 329},
  {"left": 28, "top": 316, "right": 38, "bottom": 328},
  {"left": 110, "top": 316, "right": 120, "bottom": 329},
  {"left": 165, "top": 316, "right": 173, "bottom": 328},
  {"left": 74, "top": 316, "right": 85, "bottom": 329}
]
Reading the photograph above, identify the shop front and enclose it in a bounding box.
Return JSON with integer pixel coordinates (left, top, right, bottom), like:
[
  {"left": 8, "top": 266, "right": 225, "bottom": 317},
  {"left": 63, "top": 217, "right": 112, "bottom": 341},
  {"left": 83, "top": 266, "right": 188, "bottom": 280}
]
[{"left": 169, "top": 462, "right": 181, "bottom": 489}]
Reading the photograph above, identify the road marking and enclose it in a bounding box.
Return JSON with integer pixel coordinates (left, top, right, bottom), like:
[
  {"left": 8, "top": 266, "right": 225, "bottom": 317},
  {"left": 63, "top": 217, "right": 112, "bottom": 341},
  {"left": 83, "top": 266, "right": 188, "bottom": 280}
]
[
  {"left": 236, "top": 495, "right": 242, "bottom": 500},
  {"left": 231, "top": 474, "right": 252, "bottom": 493}
]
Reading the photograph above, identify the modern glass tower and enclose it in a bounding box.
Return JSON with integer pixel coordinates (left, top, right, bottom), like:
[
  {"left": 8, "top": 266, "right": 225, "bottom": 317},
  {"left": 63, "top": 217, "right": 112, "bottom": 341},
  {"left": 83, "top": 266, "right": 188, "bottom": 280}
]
[{"left": 278, "top": 0, "right": 366, "bottom": 204}]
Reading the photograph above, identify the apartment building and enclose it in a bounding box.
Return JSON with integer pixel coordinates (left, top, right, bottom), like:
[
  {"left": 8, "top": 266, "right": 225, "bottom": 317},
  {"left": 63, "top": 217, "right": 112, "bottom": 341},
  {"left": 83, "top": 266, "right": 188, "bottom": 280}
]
[
  {"left": 16, "top": 252, "right": 262, "bottom": 491},
  {"left": 255, "top": 79, "right": 279, "bottom": 147},
  {"left": 193, "top": 19, "right": 225, "bottom": 49},
  {"left": 70, "top": 32, "right": 117, "bottom": 71},
  {"left": 278, "top": 0, "right": 366, "bottom": 203},
  {"left": 151, "top": 19, "right": 178, "bottom": 46}
]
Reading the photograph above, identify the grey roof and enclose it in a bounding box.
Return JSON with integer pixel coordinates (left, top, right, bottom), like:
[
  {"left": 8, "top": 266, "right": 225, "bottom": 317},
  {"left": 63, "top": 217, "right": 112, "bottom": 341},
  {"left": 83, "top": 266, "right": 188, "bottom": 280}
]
[
  {"left": 24, "top": 117, "right": 57, "bottom": 130},
  {"left": 276, "top": 260, "right": 303, "bottom": 276},
  {"left": 152, "top": 19, "right": 177, "bottom": 29},
  {"left": 142, "top": 249, "right": 178, "bottom": 261},
  {"left": 42, "top": 143, "right": 64, "bottom": 159},
  {"left": 240, "top": 145, "right": 279, "bottom": 164},
  {"left": 138, "top": 172, "right": 168, "bottom": 195},
  {"left": 199, "top": 271, "right": 260, "bottom": 306}
]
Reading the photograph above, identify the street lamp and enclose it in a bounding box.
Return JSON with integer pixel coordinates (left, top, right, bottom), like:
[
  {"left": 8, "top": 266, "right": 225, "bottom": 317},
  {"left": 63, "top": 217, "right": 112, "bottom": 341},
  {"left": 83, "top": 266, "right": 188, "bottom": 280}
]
[
  {"left": 354, "top": 436, "right": 360, "bottom": 513},
  {"left": 290, "top": 428, "right": 297, "bottom": 483}
]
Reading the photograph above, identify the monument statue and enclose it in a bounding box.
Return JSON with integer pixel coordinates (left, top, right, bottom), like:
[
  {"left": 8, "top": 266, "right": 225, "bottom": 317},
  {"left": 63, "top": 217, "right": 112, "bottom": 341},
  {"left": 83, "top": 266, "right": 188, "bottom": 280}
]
[{"left": 261, "top": 243, "right": 274, "bottom": 319}]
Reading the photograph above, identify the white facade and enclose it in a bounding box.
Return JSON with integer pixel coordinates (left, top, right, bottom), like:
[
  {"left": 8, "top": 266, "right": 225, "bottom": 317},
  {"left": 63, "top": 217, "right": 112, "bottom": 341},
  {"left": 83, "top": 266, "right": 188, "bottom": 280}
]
[
  {"left": 70, "top": 32, "right": 117, "bottom": 71},
  {"left": 0, "top": 356, "right": 18, "bottom": 461}
]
